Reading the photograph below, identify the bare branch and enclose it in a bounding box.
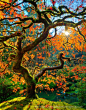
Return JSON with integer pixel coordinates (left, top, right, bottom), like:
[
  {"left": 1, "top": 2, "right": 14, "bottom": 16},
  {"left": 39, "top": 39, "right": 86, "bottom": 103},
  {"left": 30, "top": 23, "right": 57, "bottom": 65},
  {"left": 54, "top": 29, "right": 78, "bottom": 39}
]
[{"left": 77, "top": 27, "right": 86, "bottom": 42}]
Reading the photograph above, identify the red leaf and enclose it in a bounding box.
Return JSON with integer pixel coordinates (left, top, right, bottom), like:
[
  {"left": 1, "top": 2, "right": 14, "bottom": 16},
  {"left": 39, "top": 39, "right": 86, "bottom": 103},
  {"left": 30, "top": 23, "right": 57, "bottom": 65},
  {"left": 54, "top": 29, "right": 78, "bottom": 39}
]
[
  {"left": 60, "top": 83, "right": 62, "bottom": 86},
  {"left": 79, "top": 5, "right": 83, "bottom": 8},
  {"left": 14, "top": 107, "right": 17, "bottom": 109},
  {"left": 5, "top": 3, "right": 7, "bottom": 5},
  {"left": 52, "top": 1, "right": 56, "bottom": 5},
  {"left": 50, "top": 7, "right": 53, "bottom": 10}
]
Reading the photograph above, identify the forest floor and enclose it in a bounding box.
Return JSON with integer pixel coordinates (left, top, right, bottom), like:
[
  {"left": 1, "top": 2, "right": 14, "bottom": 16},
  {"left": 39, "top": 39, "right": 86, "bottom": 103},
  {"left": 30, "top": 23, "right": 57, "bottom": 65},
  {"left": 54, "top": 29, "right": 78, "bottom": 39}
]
[{"left": 0, "top": 97, "right": 85, "bottom": 110}]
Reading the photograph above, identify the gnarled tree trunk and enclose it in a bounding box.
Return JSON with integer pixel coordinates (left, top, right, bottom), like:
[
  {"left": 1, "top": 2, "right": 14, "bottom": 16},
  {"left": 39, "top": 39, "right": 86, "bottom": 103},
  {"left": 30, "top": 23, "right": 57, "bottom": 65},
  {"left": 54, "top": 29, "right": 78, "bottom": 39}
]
[
  {"left": 13, "top": 64, "right": 37, "bottom": 98},
  {"left": 12, "top": 37, "right": 72, "bottom": 99},
  {"left": 12, "top": 49, "right": 37, "bottom": 98}
]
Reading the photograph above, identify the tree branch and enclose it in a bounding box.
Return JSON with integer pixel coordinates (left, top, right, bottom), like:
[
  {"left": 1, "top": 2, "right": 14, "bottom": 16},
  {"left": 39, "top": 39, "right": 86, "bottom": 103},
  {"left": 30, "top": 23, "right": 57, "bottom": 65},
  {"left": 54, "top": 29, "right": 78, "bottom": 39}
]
[
  {"left": 22, "top": 27, "right": 49, "bottom": 53},
  {"left": 0, "top": 0, "right": 18, "bottom": 11},
  {"left": 0, "top": 32, "right": 22, "bottom": 42},
  {"left": 16, "top": 37, "right": 23, "bottom": 51},
  {"left": 43, "top": 13, "right": 52, "bottom": 23},
  {"left": 2, "top": 41, "right": 17, "bottom": 50},
  {"left": 34, "top": 53, "right": 67, "bottom": 82},
  {"left": 21, "top": 19, "right": 85, "bottom": 54},
  {"left": 77, "top": 27, "right": 86, "bottom": 42},
  {"left": 35, "top": 53, "right": 79, "bottom": 82}
]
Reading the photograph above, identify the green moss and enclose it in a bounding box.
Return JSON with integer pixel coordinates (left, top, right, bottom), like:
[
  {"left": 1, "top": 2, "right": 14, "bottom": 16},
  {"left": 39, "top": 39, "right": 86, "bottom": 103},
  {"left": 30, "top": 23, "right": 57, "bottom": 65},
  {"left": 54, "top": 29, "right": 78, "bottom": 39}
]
[{"left": 0, "top": 97, "right": 85, "bottom": 110}]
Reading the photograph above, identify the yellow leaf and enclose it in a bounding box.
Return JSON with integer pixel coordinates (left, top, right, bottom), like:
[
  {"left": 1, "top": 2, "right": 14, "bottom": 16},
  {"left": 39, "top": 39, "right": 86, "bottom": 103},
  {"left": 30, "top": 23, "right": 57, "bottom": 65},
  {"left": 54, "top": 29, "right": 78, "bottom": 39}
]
[
  {"left": 30, "top": 54, "right": 35, "bottom": 59},
  {"left": 0, "top": 11, "right": 4, "bottom": 19},
  {"left": 0, "top": 0, "right": 9, "bottom": 4}
]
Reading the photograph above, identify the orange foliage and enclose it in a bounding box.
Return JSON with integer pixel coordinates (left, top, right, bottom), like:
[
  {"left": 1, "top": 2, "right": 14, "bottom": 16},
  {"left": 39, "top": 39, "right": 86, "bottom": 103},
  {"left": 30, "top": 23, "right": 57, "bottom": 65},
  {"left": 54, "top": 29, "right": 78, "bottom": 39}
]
[
  {"left": 50, "top": 27, "right": 85, "bottom": 53},
  {"left": 0, "top": 0, "right": 9, "bottom": 4}
]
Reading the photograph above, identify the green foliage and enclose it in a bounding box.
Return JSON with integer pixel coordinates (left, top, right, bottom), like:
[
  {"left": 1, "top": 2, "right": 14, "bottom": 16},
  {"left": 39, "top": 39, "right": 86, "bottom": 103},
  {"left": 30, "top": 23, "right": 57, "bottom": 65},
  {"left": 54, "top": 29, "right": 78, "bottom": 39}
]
[
  {"left": 37, "top": 77, "right": 56, "bottom": 89},
  {"left": 9, "top": 53, "right": 16, "bottom": 60},
  {"left": 2, "top": 55, "right": 8, "bottom": 62},
  {"left": 0, "top": 77, "right": 14, "bottom": 103},
  {"left": 49, "top": 82, "right": 56, "bottom": 88},
  {"left": 76, "top": 80, "right": 86, "bottom": 108},
  {"left": 0, "top": 74, "right": 26, "bottom": 103}
]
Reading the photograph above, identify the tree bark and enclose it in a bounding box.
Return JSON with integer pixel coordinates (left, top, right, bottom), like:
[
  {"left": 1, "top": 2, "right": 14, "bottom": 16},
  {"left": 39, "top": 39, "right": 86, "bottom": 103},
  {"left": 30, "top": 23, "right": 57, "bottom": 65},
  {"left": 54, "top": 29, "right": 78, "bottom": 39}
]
[
  {"left": 12, "top": 50, "right": 37, "bottom": 98},
  {"left": 13, "top": 65, "right": 37, "bottom": 98}
]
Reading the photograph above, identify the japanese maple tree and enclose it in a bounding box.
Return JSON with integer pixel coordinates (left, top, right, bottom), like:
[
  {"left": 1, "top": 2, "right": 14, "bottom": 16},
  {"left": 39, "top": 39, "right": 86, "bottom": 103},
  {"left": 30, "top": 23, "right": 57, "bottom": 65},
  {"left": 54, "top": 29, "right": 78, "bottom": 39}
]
[{"left": 0, "top": 0, "right": 86, "bottom": 98}]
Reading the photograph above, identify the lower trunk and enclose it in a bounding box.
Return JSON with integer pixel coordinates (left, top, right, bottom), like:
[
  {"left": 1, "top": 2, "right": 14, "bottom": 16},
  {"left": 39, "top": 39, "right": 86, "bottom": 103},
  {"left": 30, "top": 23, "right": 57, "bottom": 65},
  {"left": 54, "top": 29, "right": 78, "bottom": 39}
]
[
  {"left": 13, "top": 66, "right": 37, "bottom": 98},
  {"left": 26, "top": 81, "right": 37, "bottom": 98}
]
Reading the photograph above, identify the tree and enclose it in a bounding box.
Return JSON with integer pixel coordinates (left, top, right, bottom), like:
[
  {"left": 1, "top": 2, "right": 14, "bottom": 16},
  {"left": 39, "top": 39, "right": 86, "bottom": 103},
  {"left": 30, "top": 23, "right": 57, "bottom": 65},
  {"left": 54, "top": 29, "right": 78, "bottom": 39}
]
[{"left": 0, "top": 0, "right": 85, "bottom": 98}]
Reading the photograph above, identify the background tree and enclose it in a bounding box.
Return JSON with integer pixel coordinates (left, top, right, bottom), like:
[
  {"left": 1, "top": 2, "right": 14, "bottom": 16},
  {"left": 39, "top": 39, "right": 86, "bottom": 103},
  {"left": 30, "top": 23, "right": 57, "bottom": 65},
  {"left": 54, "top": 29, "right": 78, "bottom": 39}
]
[{"left": 0, "top": 0, "right": 86, "bottom": 99}]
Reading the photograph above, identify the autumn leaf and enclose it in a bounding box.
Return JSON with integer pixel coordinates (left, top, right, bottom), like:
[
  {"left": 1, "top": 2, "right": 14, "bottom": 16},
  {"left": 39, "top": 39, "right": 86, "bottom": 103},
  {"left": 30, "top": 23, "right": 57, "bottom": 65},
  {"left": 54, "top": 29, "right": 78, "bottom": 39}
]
[
  {"left": 0, "top": 0, "right": 9, "bottom": 4},
  {"left": 0, "top": 11, "right": 5, "bottom": 19},
  {"left": 51, "top": 88, "right": 54, "bottom": 92},
  {"left": 51, "top": 1, "right": 56, "bottom": 5},
  {"left": 49, "top": 7, "right": 53, "bottom": 10},
  {"left": 30, "top": 54, "right": 35, "bottom": 59},
  {"left": 79, "top": 5, "right": 83, "bottom": 8},
  {"left": 60, "top": 82, "right": 62, "bottom": 86},
  {"left": 24, "top": 55, "right": 29, "bottom": 61},
  {"left": 19, "top": 90, "right": 25, "bottom": 94},
  {"left": 74, "top": 75, "right": 78, "bottom": 80},
  {"left": 14, "top": 107, "right": 17, "bottom": 109},
  {"left": 20, "top": 104, "right": 23, "bottom": 106}
]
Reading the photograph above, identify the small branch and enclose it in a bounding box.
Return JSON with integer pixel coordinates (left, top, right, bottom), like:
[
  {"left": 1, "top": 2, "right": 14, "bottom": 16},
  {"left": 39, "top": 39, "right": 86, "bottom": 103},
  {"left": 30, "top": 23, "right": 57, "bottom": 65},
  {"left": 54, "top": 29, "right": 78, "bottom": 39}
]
[
  {"left": 41, "top": 9, "right": 61, "bottom": 16},
  {"left": 0, "top": 32, "right": 22, "bottom": 42},
  {"left": 77, "top": 27, "right": 86, "bottom": 42},
  {"left": 0, "top": 47, "right": 5, "bottom": 49},
  {"left": 0, "top": 0, "right": 18, "bottom": 11},
  {"left": 43, "top": 13, "right": 52, "bottom": 23},
  {"left": 13, "top": 1, "right": 24, "bottom": 7},
  {"left": 22, "top": 26, "right": 49, "bottom": 53},
  {"left": 2, "top": 41, "right": 17, "bottom": 50},
  {"left": 22, "top": 22, "right": 33, "bottom": 32}
]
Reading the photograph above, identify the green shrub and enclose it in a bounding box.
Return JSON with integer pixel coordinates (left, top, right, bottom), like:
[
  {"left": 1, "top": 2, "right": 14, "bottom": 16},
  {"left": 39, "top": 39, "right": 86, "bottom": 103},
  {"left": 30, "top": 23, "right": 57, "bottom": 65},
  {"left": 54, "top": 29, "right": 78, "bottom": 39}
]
[{"left": 76, "top": 81, "right": 86, "bottom": 108}]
